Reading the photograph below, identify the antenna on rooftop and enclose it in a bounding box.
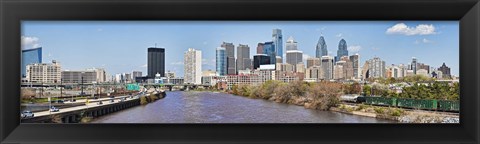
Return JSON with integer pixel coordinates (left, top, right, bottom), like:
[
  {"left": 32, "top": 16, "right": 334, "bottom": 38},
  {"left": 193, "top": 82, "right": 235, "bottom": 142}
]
[{"left": 155, "top": 43, "right": 157, "bottom": 48}]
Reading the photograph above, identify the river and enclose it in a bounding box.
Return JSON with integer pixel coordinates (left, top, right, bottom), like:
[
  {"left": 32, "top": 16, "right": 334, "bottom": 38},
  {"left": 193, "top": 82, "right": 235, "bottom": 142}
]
[{"left": 91, "top": 91, "right": 395, "bottom": 123}]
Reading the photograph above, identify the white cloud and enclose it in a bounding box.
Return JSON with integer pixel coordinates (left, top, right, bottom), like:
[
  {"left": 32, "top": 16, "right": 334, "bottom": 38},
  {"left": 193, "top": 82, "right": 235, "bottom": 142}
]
[
  {"left": 386, "top": 23, "right": 437, "bottom": 36},
  {"left": 203, "top": 41, "right": 208, "bottom": 45},
  {"left": 415, "top": 38, "right": 434, "bottom": 44},
  {"left": 372, "top": 47, "right": 380, "bottom": 50},
  {"left": 97, "top": 28, "right": 103, "bottom": 32},
  {"left": 21, "top": 36, "right": 41, "bottom": 50},
  {"left": 140, "top": 64, "right": 147, "bottom": 68},
  {"left": 335, "top": 33, "right": 343, "bottom": 38},
  {"left": 347, "top": 45, "right": 362, "bottom": 52},
  {"left": 171, "top": 61, "right": 184, "bottom": 65}
]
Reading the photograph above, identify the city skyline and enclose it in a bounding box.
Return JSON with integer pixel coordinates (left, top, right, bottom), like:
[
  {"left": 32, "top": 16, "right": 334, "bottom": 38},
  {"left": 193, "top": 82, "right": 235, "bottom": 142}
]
[{"left": 21, "top": 21, "right": 459, "bottom": 77}]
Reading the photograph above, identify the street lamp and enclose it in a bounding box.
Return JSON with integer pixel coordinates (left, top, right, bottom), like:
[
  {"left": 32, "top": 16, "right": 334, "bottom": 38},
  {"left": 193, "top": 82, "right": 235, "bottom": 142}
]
[
  {"left": 60, "top": 78, "right": 63, "bottom": 98},
  {"left": 80, "top": 72, "right": 85, "bottom": 100}
]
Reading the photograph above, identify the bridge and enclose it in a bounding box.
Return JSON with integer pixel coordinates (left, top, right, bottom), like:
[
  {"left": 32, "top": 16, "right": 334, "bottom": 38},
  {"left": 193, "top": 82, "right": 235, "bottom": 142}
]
[{"left": 140, "top": 83, "right": 213, "bottom": 91}]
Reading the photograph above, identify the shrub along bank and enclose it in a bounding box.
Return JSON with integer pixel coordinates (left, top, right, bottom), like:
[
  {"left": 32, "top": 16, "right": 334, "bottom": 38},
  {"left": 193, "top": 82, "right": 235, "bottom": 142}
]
[
  {"left": 231, "top": 80, "right": 343, "bottom": 111},
  {"left": 140, "top": 91, "right": 166, "bottom": 105}
]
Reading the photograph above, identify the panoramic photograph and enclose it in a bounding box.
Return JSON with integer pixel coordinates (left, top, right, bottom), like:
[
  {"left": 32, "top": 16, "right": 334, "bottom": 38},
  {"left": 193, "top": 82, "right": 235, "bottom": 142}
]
[{"left": 20, "top": 21, "right": 459, "bottom": 123}]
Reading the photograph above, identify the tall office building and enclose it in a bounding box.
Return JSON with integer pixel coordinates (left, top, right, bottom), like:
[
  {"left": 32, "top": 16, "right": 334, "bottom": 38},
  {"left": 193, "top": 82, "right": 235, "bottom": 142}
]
[
  {"left": 321, "top": 56, "right": 334, "bottom": 80},
  {"left": 272, "top": 29, "right": 283, "bottom": 61},
  {"left": 147, "top": 47, "right": 165, "bottom": 78},
  {"left": 286, "top": 36, "right": 298, "bottom": 51},
  {"left": 438, "top": 62, "right": 451, "bottom": 78},
  {"left": 362, "top": 61, "right": 370, "bottom": 80},
  {"left": 132, "top": 71, "right": 142, "bottom": 79},
  {"left": 22, "top": 47, "right": 42, "bottom": 78},
  {"left": 263, "top": 41, "right": 276, "bottom": 64},
  {"left": 336, "top": 39, "right": 348, "bottom": 62},
  {"left": 26, "top": 60, "right": 61, "bottom": 83},
  {"left": 286, "top": 50, "right": 303, "bottom": 72},
  {"left": 221, "top": 42, "right": 236, "bottom": 75},
  {"left": 236, "top": 44, "right": 252, "bottom": 72},
  {"left": 349, "top": 54, "right": 360, "bottom": 79},
  {"left": 216, "top": 47, "right": 227, "bottom": 76},
  {"left": 184, "top": 48, "right": 202, "bottom": 84},
  {"left": 253, "top": 54, "right": 271, "bottom": 70},
  {"left": 417, "top": 63, "right": 430, "bottom": 73},
  {"left": 368, "top": 57, "right": 386, "bottom": 78},
  {"left": 62, "top": 70, "right": 97, "bottom": 84},
  {"left": 256, "top": 43, "right": 264, "bottom": 54},
  {"left": 340, "top": 56, "right": 354, "bottom": 79},
  {"left": 411, "top": 57, "right": 418, "bottom": 74},
  {"left": 124, "top": 73, "right": 132, "bottom": 83},
  {"left": 316, "top": 36, "right": 328, "bottom": 58},
  {"left": 306, "top": 57, "right": 321, "bottom": 68}
]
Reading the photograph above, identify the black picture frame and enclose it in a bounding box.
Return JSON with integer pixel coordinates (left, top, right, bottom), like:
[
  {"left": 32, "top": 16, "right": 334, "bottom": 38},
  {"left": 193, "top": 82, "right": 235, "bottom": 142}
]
[{"left": 1, "top": 0, "right": 479, "bottom": 144}]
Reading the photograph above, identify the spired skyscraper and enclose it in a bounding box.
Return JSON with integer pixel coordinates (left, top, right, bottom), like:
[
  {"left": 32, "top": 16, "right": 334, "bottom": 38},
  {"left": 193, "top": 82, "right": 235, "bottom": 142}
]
[
  {"left": 272, "top": 29, "right": 283, "bottom": 62},
  {"left": 316, "top": 36, "right": 328, "bottom": 58},
  {"left": 286, "top": 36, "right": 297, "bottom": 51},
  {"left": 336, "top": 39, "right": 348, "bottom": 62}
]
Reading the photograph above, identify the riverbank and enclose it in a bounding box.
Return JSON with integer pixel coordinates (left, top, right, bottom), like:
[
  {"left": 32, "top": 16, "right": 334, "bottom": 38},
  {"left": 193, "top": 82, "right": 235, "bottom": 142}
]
[
  {"left": 331, "top": 103, "right": 459, "bottom": 123},
  {"left": 190, "top": 89, "right": 458, "bottom": 123}
]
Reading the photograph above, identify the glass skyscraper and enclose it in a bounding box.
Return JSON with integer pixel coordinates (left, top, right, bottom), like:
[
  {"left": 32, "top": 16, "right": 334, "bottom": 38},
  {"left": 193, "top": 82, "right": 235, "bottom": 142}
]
[
  {"left": 216, "top": 47, "right": 227, "bottom": 76},
  {"left": 21, "top": 47, "right": 42, "bottom": 78},
  {"left": 316, "top": 36, "right": 328, "bottom": 58},
  {"left": 262, "top": 41, "right": 276, "bottom": 65},
  {"left": 272, "top": 29, "right": 283, "bottom": 61},
  {"left": 336, "top": 39, "right": 348, "bottom": 62}
]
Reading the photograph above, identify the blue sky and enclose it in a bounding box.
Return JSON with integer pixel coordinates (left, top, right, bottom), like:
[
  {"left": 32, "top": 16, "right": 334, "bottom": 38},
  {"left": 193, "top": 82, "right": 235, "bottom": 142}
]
[{"left": 21, "top": 21, "right": 459, "bottom": 77}]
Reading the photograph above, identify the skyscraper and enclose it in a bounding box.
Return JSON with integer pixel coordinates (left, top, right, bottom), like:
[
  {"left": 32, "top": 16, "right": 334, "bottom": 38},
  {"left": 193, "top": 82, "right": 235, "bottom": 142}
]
[
  {"left": 132, "top": 71, "right": 142, "bottom": 79},
  {"left": 336, "top": 39, "right": 348, "bottom": 62},
  {"left": 368, "top": 57, "right": 386, "bottom": 78},
  {"left": 216, "top": 47, "right": 227, "bottom": 76},
  {"left": 236, "top": 44, "right": 252, "bottom": 72},
  {"left": 256, "top": 43, "right": 264, "bottom": 54},
  {"left": 438, "top": 62, "right": 451, "bottom": 78},
  {"left": 184, "top": 48, "right": 202, "bottom": 84},
  {"left": 263, "top": 41, "right": 276, "bottom": 64},
  {"left": 272, "top": 29, "right": 283, "bottom": 60},
  {"left": 340, "top": 56, "right": 354, "bottom": 80},
  {"left": 286, "top": 50, "right": 303, "bottom": 72},
  {"left": 285, "top": 36, "right": 297, "bottom": 51},
  {"left": 22, "top": 47, "right": 42, "bottom": 78},
  {"left": 411, "top": 57, "right": 418, "bottom": 74},
  {"left": 321, "top": 56, "right": 334, "bottom": 80},
  {"left": 349, "top": 54, "right": 360, "bottom": 79},
  {"left": 316, "top": 36, "right": 327, "bottom": 58},
  {"left": 306, "top": 57, "right": 321, "bottom": 68},
  {"left": 253, "top": 54, "right": 270, "bottom": 70},
  {"left": 147, "top": 47, "right": 165, "bottom": 78},
  {"left": 221, "top": 42, "right": 236, "bottom": 75}
]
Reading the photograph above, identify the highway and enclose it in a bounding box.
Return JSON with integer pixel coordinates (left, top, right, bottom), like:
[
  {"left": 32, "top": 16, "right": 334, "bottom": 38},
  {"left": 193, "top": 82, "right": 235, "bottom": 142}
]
[{"left": 29, "top": 95, "right": 141, "bottom": 118}]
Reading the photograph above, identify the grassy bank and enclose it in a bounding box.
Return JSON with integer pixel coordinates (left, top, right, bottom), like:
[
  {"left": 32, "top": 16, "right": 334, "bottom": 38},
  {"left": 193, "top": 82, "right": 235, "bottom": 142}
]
[
  {"left": 140, "top": 91, "right": 166, "bottom": 105},
  {"left": 230, "top": 80, "right": 342, "bottom": 111}
]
